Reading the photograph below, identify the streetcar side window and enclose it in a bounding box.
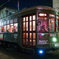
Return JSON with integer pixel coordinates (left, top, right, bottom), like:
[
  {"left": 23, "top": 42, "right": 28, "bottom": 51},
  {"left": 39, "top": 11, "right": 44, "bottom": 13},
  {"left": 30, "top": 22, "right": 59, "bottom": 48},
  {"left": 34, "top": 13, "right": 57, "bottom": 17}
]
[
  {"left": 10, "top": 24, "right": 13, "bottom": 33},
  {"left": 4, "top": 26, "right": 6, "bottom": 32},
  {"left": 29, "top": 16, "right": 32, "bottom": 31},
  {"left": 14, "top": 23, "right": 18, "bottom": 32},
  {"left": 1, "top": 27, "right": 3, "bottom": 32},
  {"left": 7, "top": 25, "right": 9, "bottom": 32}
]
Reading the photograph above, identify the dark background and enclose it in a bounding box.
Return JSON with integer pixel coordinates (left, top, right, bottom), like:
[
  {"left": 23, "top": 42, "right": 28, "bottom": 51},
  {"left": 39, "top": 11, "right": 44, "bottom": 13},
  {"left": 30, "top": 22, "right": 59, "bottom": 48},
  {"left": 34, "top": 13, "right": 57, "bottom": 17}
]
[{"left": 0, "top": 0, "right": 53, "bottom": 9}]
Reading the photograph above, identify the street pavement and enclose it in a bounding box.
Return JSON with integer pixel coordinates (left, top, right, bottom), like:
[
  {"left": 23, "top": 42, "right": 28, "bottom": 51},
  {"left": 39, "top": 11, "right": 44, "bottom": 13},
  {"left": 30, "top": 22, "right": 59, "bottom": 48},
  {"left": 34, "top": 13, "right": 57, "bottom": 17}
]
[{"left": 0, "top": 47, "right": 59, "bottom": 59}]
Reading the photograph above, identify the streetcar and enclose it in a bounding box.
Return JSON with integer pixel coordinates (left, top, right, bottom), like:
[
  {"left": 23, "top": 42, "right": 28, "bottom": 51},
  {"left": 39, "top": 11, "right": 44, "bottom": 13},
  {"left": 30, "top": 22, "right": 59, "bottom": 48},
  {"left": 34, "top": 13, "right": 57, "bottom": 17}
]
[{"left": 0, "top": 6, "right": 59, "bottom": 55}]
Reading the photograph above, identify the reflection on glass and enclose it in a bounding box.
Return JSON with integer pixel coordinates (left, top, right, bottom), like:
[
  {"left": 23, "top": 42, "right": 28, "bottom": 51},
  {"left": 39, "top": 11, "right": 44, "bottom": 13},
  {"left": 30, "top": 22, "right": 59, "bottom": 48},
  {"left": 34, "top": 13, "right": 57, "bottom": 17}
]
[
  {"left": 14, "top": 23, "right": 18, "bottom": 32},
  {"left": 4, "top": 26, "right": 6, "bottom": 32},
  {"left": 33, "top": 21, "right": 35, "bottom": 31},
  {"left": 23, "top": 22, "right": 25, "bottom": 31},
  {"left": 26, "top": 22, "right": 28, "bottom": 31}
]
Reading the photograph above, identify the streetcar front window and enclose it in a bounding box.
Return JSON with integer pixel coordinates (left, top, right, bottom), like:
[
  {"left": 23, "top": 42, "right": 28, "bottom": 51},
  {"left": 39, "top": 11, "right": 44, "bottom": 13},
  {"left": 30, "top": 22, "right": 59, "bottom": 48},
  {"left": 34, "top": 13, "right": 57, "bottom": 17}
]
[
  {"left": 49, "top": 14, "right": 55, "bottom": 32},
  {"left": 56, "top": 16, "right": 59, "bottom": 32},
  {"left": 37, "top": 17, "right": 48, "bottom": 32}
]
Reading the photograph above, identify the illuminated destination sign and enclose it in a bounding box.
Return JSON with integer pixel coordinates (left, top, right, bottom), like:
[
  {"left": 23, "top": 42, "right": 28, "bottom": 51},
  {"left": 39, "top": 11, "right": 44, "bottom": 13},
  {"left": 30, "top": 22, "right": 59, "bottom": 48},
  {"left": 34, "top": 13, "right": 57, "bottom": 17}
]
[
  {"left": 49, "top": 14, "right": 55, "bottom": 17},
  {"left": 38, "top": 40, "right": 48, "bottom": 45},
  {"left": 38, "top": 13, "right": 47, "bottom": 16}
]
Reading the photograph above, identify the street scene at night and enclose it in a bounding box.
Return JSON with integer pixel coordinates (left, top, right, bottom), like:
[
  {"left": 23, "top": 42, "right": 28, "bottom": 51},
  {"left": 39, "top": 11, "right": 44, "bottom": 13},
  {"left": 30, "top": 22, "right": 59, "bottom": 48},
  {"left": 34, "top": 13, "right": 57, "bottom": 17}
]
[{"left": 0, "top": 0, "right": 59, "bottom": 59}]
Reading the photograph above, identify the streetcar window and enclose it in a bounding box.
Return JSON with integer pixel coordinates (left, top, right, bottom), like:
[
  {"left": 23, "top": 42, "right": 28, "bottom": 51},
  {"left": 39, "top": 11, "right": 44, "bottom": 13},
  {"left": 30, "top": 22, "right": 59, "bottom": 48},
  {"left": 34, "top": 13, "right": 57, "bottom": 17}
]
[
  {"left": 26, "top": 22, "right": 28, "bottom": 31},
  {"left": 1, "top": 27, "right": 3, "bottom": 32},
  {"left": 0, "top": 27, "right": 1, "bottom": 33},
  {"left": 4, "top": 26, "right": 6, "bottom": 32},
  {"left": 7, "top": 25, "right": 9, "bottom": 32},
  {"left": 33, "top": 33, "right": 36, "bottom": 39},
  {"left": 33, "top": 33, "right": 36, "bottom": 46},
  {"left": 37, "top": 17, "right": 48, "bottom": 32},
  {"left": 30, "top": 33, "right": 32, "bottom": 39},
  {"left": 26, "top": 33, "right": 28, "bottom": 38},
  {"left": 23, "top": 22, "right": 25, "bottom": 31},
  {"left": 49, "top": 14, "right": 55, "bottom": 32},
  {"left": 26, "top": 39, "right": 28, "bottom": 45},
  {"left": 33, "top": 40, "right": 36, "bottom": 46},
  {"left": 26, "top": 17, "right": 28, "bottom": 21},
  {"left": 14, "top": 23, "right": 18, "bottom": 32},
  {"left": 33, "top": 15, "right": 35, "bottom": 20},
  {"left": 30, "top": 22, "right": 32, "bottom": 31},
  {"left": 30, "top": 16, "right": 32, "bottom": 21},
  {"left": 23, "top": 17, "right": 25, "bottom": 21},
  {"left": 29, "top": 33, "right": 32, "bottom": 45},
  {"left": 22, "top": 15, "right": 36, "bottom": 47},
  {"left": 33, "top": 21, "right": 35, "bottom": 31},
  {"left": 10, "top": 24, "right": 13, "bottom": 33},
  {"left": 56, "top": 16, "right": 59, "bottom": 32},
  {"left": 23, "top": 33, "right": 25, "bottom": 38}
]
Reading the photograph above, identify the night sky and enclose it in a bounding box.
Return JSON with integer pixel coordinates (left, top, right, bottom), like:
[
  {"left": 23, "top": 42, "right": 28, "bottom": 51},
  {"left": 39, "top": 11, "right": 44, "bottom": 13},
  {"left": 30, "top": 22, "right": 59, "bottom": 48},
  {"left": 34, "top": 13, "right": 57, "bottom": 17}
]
[{"left": 0, "top": 0, "right": 53, "bottom": 9}]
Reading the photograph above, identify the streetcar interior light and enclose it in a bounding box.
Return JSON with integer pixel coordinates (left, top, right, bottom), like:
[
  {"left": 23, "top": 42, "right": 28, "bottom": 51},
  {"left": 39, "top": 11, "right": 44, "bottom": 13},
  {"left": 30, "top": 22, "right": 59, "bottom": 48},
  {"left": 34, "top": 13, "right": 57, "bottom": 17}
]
[
  {"left": 39, "top": 50, "right": 43, "bottom": 54},
  {"left": 52, "top": 37, "right": 57, "bottom": 42}
]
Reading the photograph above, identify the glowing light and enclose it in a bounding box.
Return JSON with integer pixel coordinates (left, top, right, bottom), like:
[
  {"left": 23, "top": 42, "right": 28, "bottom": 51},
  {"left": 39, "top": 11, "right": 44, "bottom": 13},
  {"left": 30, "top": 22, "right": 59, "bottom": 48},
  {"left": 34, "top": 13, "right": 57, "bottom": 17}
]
[
  {"left": 39, "top": 50, "right": 43, "bottom": 54},
  {"left": 39, "top": 13, "right": 47, "bottom": 16},
  {"left": 49, "top": 14, "right": 55, "bottom": 17},
  {"left": 52, "top": 37, "right": 57, "bottom": 42}
]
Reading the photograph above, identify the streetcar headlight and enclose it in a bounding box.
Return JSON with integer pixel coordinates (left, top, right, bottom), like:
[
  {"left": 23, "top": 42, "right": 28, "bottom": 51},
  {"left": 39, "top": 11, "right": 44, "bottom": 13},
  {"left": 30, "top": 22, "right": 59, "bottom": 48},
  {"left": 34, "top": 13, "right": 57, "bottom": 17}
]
[
  {"left": 39, "top": 50, "right": 44, "bottom": 54},
  {"left": 52, "top": 37, "right": 57, "bottom": 42}
]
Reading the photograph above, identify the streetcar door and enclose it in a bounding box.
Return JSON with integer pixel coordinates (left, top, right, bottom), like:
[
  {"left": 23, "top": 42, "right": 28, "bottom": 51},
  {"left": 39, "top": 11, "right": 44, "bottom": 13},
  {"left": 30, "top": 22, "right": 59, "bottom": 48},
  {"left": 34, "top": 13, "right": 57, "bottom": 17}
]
[
  {"left": 22, "top": 15, "right": 36, "bottom": 47},
  {"left": 37, "top": 13, "right": 48, "bottom": 45}
]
